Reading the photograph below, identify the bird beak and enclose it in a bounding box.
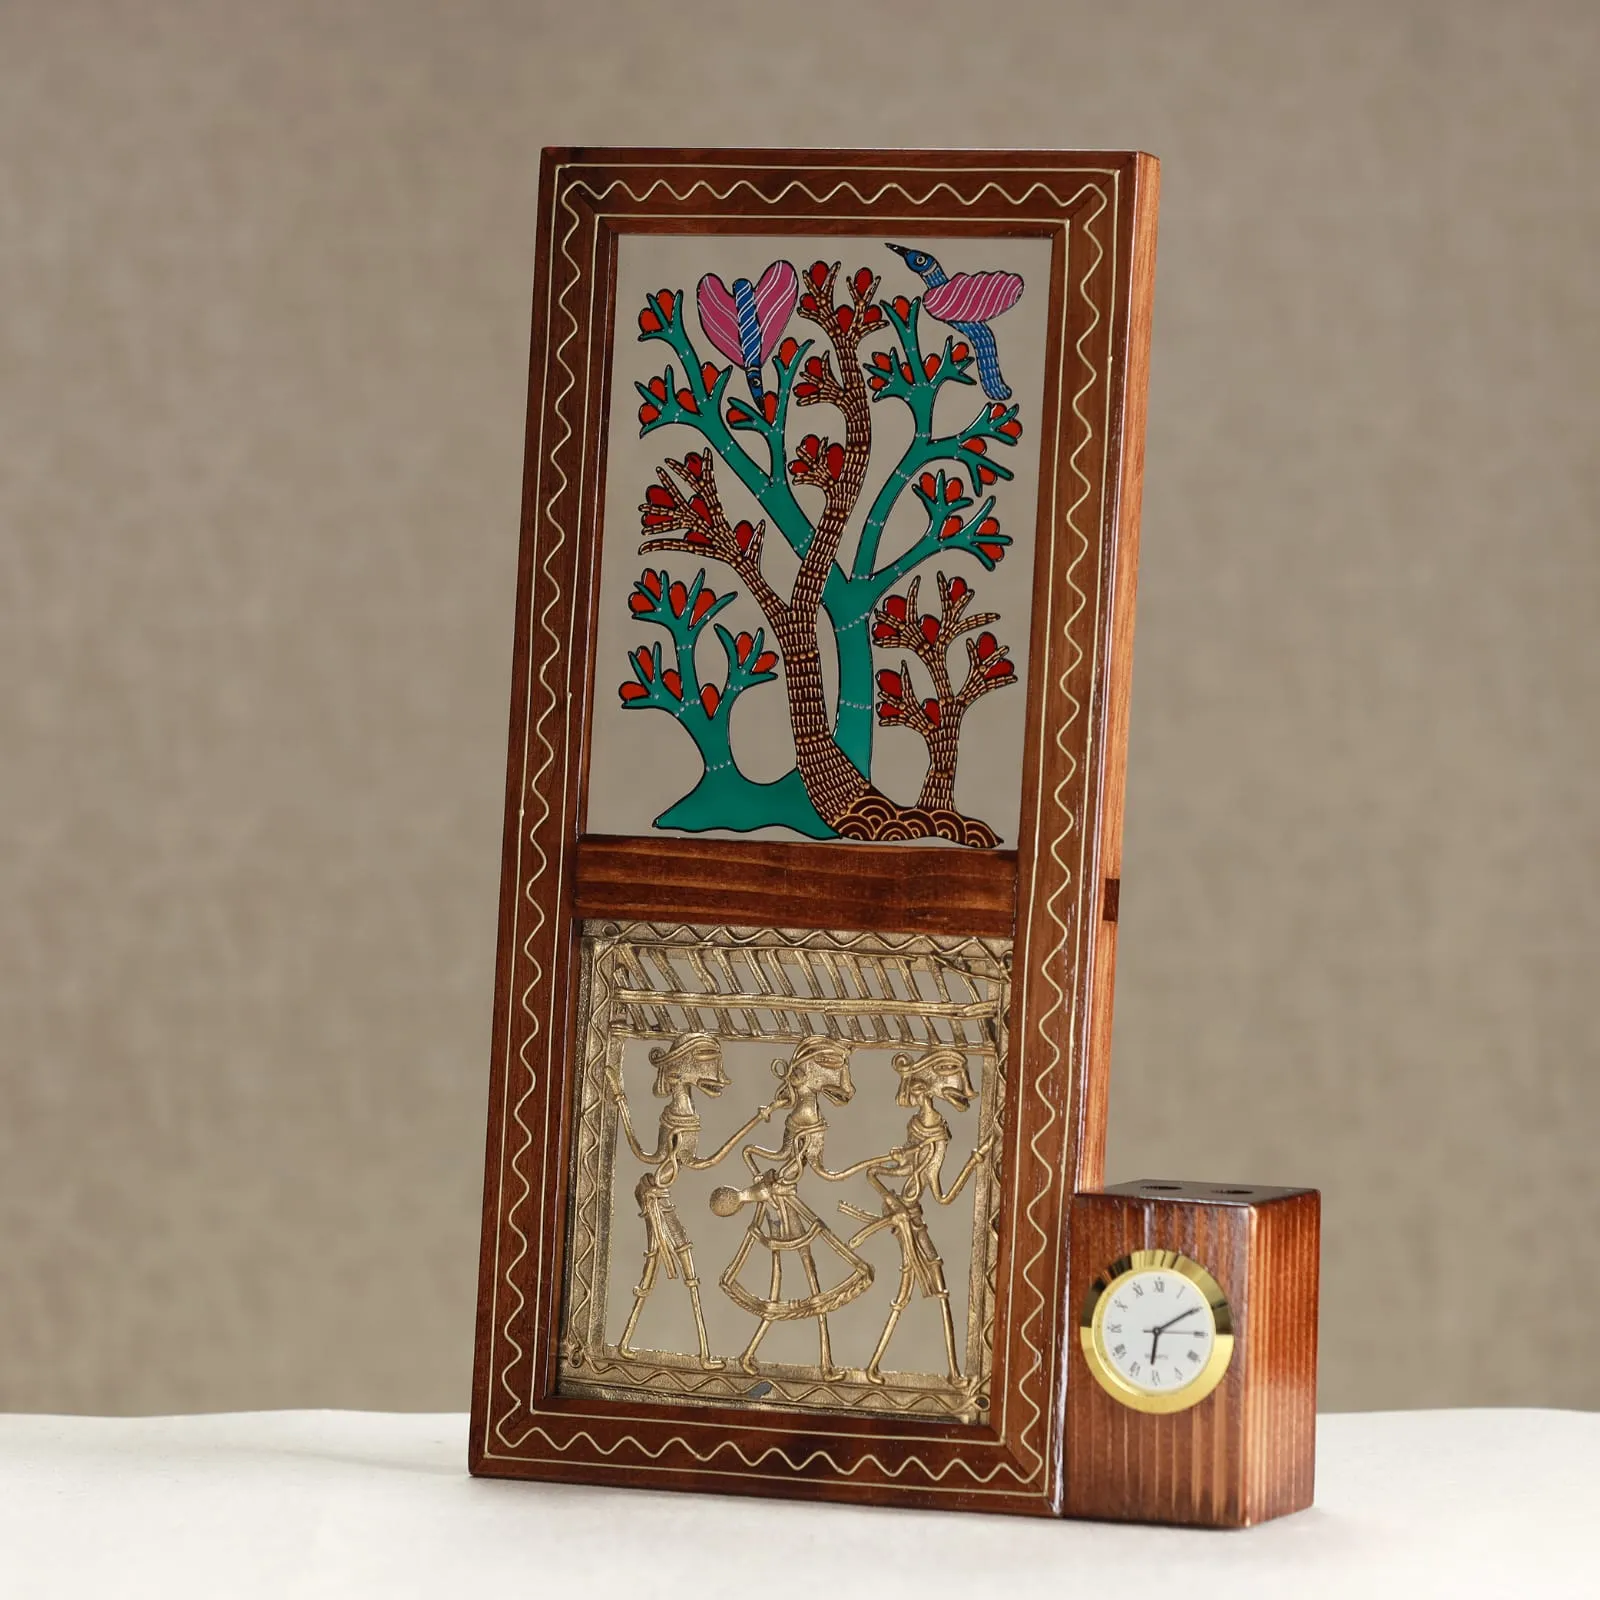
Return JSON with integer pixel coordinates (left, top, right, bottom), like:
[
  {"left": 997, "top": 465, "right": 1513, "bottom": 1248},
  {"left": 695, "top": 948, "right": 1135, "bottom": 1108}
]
[{"left": 885, "top": 243, "right": 911, "bottom": 259}]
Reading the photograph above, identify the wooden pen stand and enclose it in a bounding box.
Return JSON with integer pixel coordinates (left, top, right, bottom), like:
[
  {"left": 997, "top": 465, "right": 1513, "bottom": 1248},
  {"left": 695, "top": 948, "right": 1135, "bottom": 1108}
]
[{"left": 1064, "top": 1181, "right": 1321, "bottom": 1528}]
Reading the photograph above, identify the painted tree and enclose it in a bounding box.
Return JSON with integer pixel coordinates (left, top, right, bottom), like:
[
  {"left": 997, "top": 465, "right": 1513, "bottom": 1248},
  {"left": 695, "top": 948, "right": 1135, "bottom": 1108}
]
[{"left": 619, "top": 255, "right": 1025, "bottom": 845}]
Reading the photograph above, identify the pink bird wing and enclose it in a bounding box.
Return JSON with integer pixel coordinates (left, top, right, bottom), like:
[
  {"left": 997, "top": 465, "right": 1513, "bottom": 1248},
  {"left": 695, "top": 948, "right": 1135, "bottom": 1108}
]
[
  {"left": 695, "top": 273, "right": 745, "bottom": 366},
  {"left": 923, "top": 271, "right": 1024, "bottom": 323},
  {"left": 749, "top": 261, "right": 800, "bottom": 361}
]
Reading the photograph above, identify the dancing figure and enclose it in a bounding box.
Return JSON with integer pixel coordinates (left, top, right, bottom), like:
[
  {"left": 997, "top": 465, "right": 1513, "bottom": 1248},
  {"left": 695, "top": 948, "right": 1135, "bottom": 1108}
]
[
  {"left": 609, "top": 1033, "right": 777, "bottom": 1368},
  {"left": 710, "top": 1037, "right": 875, "bottom": 1379},
  {"left": 840, "top": 1048, "right": 993, "bottom": 1385}
]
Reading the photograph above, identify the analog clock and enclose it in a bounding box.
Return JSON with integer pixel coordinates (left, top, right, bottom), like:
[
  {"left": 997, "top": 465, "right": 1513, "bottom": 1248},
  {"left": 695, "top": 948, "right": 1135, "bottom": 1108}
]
[{"left": 1079, "top": 1248, "right": 1234, "bottom": 1413}]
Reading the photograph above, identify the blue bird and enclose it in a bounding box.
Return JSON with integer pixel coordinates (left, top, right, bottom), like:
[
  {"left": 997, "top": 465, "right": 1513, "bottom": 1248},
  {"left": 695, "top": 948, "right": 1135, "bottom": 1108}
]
[{"left": 886, "top": 244, "right": 1024, "bottom": 401}]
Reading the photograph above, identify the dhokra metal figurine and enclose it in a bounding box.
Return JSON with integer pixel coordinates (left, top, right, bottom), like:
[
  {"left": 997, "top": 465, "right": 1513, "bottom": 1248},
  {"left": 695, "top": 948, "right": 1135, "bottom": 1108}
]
[
  {"left": 841, "top": 1048, "right": 994, "bottom": 1388},
  {"left": 711, "top": 1037, "right": 874, "bottom": 1379},
  {"left": 608, "top": 1032, "right": 778, "bottom": 1370}
]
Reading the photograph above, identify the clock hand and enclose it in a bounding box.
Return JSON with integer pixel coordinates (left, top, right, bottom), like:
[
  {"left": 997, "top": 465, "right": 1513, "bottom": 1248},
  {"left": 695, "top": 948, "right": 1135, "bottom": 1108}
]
[
  {"left": 1148, "top": 1305, "right": 1202, "bottom": 1337},
  {"left": 1142, "top": 1302, "right": 1203, "bottom": 1368}
]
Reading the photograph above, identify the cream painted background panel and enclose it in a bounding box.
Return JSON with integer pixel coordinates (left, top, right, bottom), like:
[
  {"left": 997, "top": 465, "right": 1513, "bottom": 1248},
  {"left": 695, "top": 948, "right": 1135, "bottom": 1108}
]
[
  {"left": 588, "top": 232, "right": 1049, "bottom": 844},
  {"left": 1, "top": 0, "right": 1595, "bottom": 1414}
]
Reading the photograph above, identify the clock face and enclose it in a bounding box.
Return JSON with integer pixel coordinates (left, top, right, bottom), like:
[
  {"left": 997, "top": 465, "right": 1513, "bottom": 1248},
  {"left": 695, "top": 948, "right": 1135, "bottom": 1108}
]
[
  {"left": 1080, "top": 1250, "right": 1234, "bottom": 1413},
  {"left": 1094, "top": 1268, "right": 1215, "bottom": 1394}
]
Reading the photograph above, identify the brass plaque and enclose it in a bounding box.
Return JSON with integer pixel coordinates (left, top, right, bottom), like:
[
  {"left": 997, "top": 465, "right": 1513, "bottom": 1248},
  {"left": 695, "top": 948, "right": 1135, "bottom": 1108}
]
[{"left": 559, "top": 922, "right": 1008, "bottom": 1423}]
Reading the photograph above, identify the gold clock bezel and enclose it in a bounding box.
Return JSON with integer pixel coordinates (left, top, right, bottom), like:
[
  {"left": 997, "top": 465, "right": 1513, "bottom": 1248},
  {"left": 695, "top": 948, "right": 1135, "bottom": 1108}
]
[{"left": 1078, "top": 1248, "right": 1234, "bottom": 1414}]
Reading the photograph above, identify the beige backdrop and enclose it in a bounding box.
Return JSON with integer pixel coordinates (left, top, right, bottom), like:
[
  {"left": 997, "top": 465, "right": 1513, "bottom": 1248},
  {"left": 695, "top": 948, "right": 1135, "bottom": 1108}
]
[{"left": 2, "top": 0, "right": 1595, "bottom": 1417}]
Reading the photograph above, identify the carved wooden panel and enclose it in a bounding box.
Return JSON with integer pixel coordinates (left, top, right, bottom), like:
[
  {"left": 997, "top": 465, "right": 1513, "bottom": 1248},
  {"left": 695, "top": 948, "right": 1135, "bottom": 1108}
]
[{"left": 472, "top": 147, "right": 1160, "bottom": 1516}]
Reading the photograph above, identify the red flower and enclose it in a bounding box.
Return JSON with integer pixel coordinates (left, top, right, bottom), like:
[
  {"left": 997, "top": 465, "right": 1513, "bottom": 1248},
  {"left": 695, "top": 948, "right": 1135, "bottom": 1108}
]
[
  {"left": 978, "top": 516, "right": 1000, "bottom": 537},
  {"left": 923, "top": 699, "right": 941, "bottom": 727},
  {"left": 884, "top": 594, "right": 908, "bottom": 621},
  {"left": 734, "top": 521, "right": 755, "bottom": 552},
  {"left": 629, "top": 592, "right": 653, "bottom": 615},
  {"left": 700, "top": 684, "right": 720, "bottom": 716},
  {"left": 920, "top": 615, "right": 940, "bottom": 644},
  {"left": 752, "top": 651, "right": 778, "bottom": 673},
  {"left": 877, "top": 701, "right": 901, "bottom": 719},
  {"left": 620, "top": 681, "right": 648, "bottom": 702},
  {"left": 977, "top": 541, "right": 1005, "bottom": 563},
  {"left": 989, "top": 403, "right": 1007, "bottom": 419},
  {"left": 872, "top": 352, "right": 893, "bottom": 372},
  {"left": 691, "top": 589, "right": 717, "bottom": 624},
  {"left": 798, "top": 435, "right": 821, "bottom": 461},
  {"left": 641, "top": 571, "right": 662, "bottom": 598},
  {"left": 892, "top": 295, "right": 912, "bottom": 318},
  {"left": 735, "top": 631, "right": 754, "bottom": 664},
  {"left": 762, "top": 392, "right": 778, "bottom": 423},
  {"left": 876, "top": 669, "right": 903, "bottom": 697},
  {"left": 794, "top": 382, "right": 819, "bottom": 400},
  {"left": 852, "top": 267, "right": 874, "bottom": 297},
  {"left": 944, "top": 478, "right": 962, "bottom": 502},
  {"left": 646, "top": 376, "right": 667, "bottom": 402},
  {"left": 808, "top": 261, "right": 830, "bottom": 288},
  {"left": 949, "top": 578, "right": 970, "bottom": 606},
  {"left": 824, "top": 443, "right": 845, "bottom": 480},
  {"left": 1000, "top": 417, "right": 1023, "bottom": 439},
  {"left": 867, "top": 375, "right": 887, "bottom": 392},
  {"left": 872, "top": 620, "right": 895, "bottom": 642},
  {"left": 633, "top": 648, "right": 653, "bottom": 682},
  {"left": 952, "top": 341, "right": 970, "bottom": 361},
  {"left": 654, "top": 290, "right": 675, "bottom": 321},
  {"left": 984, "top": 659, "right": 1015, "bottom": 683},
  {"left": 975, "top": 631, "right": 998, "bottom": 659},
  {"left": 862, "top": 305, "right": 883, "bottom": 326},
  {"left": 836, "top": 306, "right": 853, "bottom": 333},
  {"left": 962, "top": 437, "right": 987, "bottom": 455},
  {"left": 777, "top": 337, "right": 799, "bottom": 365},
  {"left": 661, "top": 668, "right": 683, "bottom": 700},
  {"left": 918, "top": 472, "right": 937, "bottom": 497},
  {"left": 676, "top": 389, "right": 698, "bottom": 414},
  {"left": 939, "top": 515, "right": 962, "bottom": 540},
  {"left": 638, "top": 402, "right": 659, "bottom": 425},
  {"left": 975, "top": 464, "right": 998, "bottom": 485},
  {"left": 638, "top": 307, "right": 661, "bottom": 334},
  {"left": 681, "top": 453, "right": 705, "bottom": 480},
  {"left": 923, "top": 353, "right": 939, "bottom": 379},
  {"left": 645, "top": 485, "right": 674, "bottom": 508},
  {"left": 701, "top": 363, "right": 720, "bottom": 389}
]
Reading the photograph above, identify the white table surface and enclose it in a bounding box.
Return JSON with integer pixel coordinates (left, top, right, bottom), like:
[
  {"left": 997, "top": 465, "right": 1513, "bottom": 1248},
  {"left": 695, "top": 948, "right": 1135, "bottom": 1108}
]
[{"left": 1, "top": 1408, "right": 1592, "bottom": 1597}]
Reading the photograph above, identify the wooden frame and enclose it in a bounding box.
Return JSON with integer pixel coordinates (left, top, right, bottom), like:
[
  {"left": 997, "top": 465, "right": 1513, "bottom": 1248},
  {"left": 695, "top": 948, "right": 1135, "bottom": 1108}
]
[{"left": 471, "top": 147, "right": 1159, "bottom": 1517}]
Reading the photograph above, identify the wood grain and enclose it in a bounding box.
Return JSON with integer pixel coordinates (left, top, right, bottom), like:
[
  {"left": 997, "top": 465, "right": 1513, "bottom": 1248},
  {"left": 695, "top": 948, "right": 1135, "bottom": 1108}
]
[
  {"left": 1064, "top": 1183, "right": 1320, "bottom": 1527},
  {"left": 1074, "top": 152, "right": 1159, "bottom": 1196},
  {"left": 575, "top": 834, "right": 1017, "bottom": 936}
]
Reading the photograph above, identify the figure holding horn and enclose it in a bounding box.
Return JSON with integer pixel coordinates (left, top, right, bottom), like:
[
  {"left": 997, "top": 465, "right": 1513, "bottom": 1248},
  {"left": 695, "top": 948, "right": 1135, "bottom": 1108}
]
[{"left": 609, "top": 1033, "right": 777, "bottom": 1369}]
